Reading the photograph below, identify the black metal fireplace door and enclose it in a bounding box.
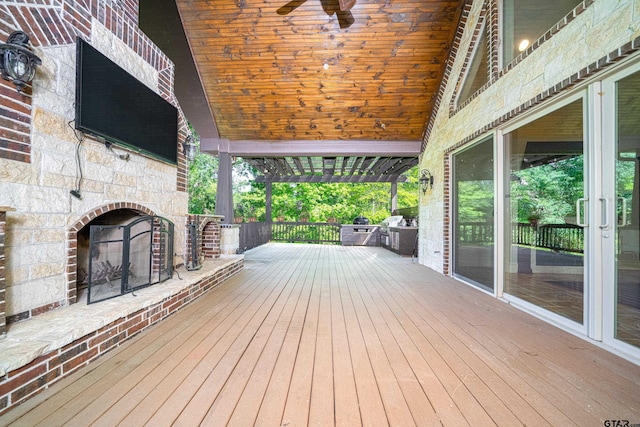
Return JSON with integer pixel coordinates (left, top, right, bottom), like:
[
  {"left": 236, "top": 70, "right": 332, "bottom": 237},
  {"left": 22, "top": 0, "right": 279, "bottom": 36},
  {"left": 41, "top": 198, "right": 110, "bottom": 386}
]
[{"left": 87, "top": 215, "right": 174, "bottom": 304}]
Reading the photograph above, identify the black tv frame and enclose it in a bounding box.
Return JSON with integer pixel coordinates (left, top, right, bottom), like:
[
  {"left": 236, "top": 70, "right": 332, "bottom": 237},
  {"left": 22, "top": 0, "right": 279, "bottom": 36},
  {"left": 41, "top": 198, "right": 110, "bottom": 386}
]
[{"left": 75, "top": 37, "right": 178, "bottom": 165}]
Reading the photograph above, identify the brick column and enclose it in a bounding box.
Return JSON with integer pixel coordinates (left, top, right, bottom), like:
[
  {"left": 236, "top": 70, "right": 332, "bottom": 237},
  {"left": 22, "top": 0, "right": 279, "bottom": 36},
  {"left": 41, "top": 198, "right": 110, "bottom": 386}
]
[
  {"left": 202, "top": 220, "right": 221, "bottom": 259},
  {"left": 0, "top": 207, "right": 15, "bottom": 339}
]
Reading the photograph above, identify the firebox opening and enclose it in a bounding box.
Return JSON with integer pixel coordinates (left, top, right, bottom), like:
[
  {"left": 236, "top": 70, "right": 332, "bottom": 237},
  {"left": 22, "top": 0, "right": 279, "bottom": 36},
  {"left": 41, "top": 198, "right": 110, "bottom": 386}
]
[{"left": 76, "top": 209, "right": 174, "bottom": 304}]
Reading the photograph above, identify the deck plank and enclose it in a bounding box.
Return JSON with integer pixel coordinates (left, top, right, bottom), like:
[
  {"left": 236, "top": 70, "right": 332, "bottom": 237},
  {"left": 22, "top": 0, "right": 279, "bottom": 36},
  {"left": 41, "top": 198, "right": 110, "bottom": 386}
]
[
  {"left": 205, "top": 246, "right": 312, "bottom": 426},
  {"left": 341, "top": 250, "right": 442, "bottom": 426},
  {"left": 328, "top": 249, "right": 362, "bottom": 427},
  {"left": 153, "top": 250, "right": 302, "bottom": 426},
  {"left": 2, "top": 243, "right": 639, "bottom": 427},
  {"left": 106, "top": 262, "right": 285, "bottom": 426},
  {"left": 230, "top": 247, "right": 317, "bottom": 426},
  {"left": 357, "top": 248, "right": 630, "bottom": 425},
  {"left": 62, "top": 256, "right": 286, "bottom": 427},
  {"left": 307, "top": 248, "right": 336, "bottom": 426},
  {"left": 336, "top": 252, "right": 416, "bottom": 426},
  {"left": 358, "top": 250, "right": 585, "bottom": 426}
]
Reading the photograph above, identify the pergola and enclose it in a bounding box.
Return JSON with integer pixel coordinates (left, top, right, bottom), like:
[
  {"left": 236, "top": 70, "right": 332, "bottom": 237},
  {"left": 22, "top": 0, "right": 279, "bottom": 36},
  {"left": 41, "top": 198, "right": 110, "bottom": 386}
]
[{"left": 200, "top": 138, "right": 420, "bottom": 222}]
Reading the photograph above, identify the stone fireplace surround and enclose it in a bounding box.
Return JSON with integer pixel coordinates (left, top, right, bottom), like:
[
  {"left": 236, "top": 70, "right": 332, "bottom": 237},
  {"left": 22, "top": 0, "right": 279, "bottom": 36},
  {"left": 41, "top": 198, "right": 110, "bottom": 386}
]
[{"left": 0, "top": 206, "right": 243, "bottom": 414}]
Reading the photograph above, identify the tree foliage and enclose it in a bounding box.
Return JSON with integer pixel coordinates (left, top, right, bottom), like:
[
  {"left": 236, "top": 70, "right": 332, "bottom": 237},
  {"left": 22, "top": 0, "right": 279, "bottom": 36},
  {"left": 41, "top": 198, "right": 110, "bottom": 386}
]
[
  {"left": 188, "top": 153, "right": 218, "bottom": 214},
  {"left": 188, "top": 156, "right": 419, "bottom": 223},
  {"left": 511, "top": 156, "right": 584, "bottom": 224}
]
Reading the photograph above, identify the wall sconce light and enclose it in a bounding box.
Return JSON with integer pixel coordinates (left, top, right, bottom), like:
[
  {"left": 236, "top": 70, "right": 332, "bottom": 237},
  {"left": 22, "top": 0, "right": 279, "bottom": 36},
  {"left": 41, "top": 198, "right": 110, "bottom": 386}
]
[
  {"left": 183, "top": 135, "right": 199, "bottom": 162},
  {"left": 0, "top": 31, "right": 41, "bottom": 92},
  {"left": 419, "top": 169, "right": 434, "bottom": 194}
]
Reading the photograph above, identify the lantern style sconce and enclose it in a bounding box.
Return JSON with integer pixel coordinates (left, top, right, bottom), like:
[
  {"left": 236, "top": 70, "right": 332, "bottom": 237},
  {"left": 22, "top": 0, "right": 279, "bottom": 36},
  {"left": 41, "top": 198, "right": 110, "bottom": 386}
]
[
  {"left": 0, "top": 31, "right": 42, "bottom": 92},
  {"left": 182, "top": 134, "right": 199, "bottom": 162},
  {"left": 419, "top": 169, "right": 434, "bottom": 194}
]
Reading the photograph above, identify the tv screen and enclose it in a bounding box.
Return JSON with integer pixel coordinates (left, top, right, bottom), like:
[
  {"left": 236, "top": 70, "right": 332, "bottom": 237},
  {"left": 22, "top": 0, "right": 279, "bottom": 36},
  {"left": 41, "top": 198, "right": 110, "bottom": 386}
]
[{"left": 75, "top": 38, "right": 178, "bottom": 165}]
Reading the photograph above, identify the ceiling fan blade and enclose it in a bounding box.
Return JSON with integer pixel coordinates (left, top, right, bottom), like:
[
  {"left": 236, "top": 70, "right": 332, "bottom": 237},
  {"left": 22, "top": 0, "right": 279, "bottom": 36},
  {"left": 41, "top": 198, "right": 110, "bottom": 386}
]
[
  {"left": 277, "top": 0, "right": 308, "bottom": 15},
  {"left": 338, "top": 0, "right": 356, "bottom": 11},
  {"left": 337, "top": 10, "right": 355, "bottom": 28}
]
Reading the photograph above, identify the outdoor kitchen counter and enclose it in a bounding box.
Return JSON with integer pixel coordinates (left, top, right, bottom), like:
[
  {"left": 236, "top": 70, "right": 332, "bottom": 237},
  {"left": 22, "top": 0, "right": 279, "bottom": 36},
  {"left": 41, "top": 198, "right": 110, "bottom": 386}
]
[
  {"left": 382, "top": 226, "right": 418, "bottom": 256},
  {"left": 340, "top": 224, "right": 381, "bottom": 246}
]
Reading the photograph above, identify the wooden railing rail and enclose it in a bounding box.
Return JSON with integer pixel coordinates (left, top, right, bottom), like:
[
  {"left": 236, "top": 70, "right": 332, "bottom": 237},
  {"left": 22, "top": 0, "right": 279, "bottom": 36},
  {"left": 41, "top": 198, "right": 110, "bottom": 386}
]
[
  {"left": 535, "top": 223, "right": 584, "bottom": 254},
  {"left": 271, "top": 222, "right": 341, "bottom": 244},
  {"left": 238, "top": 222, "right": 271, "bottom": 251}
]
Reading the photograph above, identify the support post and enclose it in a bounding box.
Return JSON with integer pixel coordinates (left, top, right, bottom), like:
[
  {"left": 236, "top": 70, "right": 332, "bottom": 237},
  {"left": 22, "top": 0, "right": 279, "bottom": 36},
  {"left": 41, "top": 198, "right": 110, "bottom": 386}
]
[
  {"left": 216, "top": 151, "right": 234, "bottom": 224},
  {"left": 391, "top": 181, "right": 398, "bottom": 214},
  {"left": 265, "top": 180, "right": 272, "bottom": 224},
  {"left": 265, "top": 179, "right": 273, "bottom": 241}
]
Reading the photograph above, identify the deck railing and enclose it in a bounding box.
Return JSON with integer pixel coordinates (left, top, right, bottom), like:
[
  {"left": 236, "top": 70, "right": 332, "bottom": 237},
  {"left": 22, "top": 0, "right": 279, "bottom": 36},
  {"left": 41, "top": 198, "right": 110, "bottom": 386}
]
[
  {"left": 458, "top": 222, "right": 584, "bottom": 254},
  {"left": 271, "top": 222, "right": 341, "bottom": 244},
  {"left": 238, "top": 222, "right": 271, "bottom": 251},
  {"left": 237, "top": 221, "right": 342, "bottom": 250},
  {"left": 533, "top": 223, "right": 584, "bottom": 254},
  {"left": 239, "top": 221, "right": 584, "bottom": 254},
  {"left": 457, "top": 222, "right": 494, "bottom": 244}
]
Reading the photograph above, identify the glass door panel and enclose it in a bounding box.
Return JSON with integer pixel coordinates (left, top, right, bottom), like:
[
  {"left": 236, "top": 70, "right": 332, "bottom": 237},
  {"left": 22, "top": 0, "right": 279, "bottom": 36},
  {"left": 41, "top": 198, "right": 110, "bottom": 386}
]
[
  {"left": 452, "top": 137, "right": 495, "bottom": 291},
  {"left": 504, "top": 99, "right": 585, "bottom": 324},
  {"left": 614, "top": 71, "right": 640, "bottom": 348}
]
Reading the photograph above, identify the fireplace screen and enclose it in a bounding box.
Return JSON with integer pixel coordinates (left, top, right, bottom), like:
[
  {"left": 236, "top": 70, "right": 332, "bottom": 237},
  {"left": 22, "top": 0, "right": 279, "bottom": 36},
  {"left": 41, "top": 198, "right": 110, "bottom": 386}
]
[{"left": 87, "top": 215, "right": 174, "bottom": 304}]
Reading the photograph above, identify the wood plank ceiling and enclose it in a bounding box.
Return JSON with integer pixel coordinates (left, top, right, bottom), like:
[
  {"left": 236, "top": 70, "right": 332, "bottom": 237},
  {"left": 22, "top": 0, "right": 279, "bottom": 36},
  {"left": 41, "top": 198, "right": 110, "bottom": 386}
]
[{"left": 174, "top": 0, "right": 464, "bottom": 181}]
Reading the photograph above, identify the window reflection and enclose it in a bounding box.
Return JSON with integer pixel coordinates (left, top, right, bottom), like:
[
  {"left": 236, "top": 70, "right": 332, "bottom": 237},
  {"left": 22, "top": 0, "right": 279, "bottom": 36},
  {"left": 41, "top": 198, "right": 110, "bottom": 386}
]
[
  {"left": 504, "top": 100, "right": 584, "bottom": 323},
  {"left": 453, "top": 137, "right": 495, "bottom": 291},
  {"left": 502, "top": 0, "right": 582, "bottom": 65}
]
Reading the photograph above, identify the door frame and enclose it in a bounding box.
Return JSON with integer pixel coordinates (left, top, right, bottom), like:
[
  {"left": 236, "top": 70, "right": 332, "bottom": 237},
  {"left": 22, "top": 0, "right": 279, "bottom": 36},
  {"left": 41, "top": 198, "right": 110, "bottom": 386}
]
[{"left": 600, "top": 59, "right": 640, "bottom": 364}]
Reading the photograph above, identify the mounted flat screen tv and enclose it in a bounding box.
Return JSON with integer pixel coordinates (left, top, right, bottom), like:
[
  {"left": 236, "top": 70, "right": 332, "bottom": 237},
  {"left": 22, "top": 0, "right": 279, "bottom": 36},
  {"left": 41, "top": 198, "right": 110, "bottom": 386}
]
[{"left": 75, "top": 38, "right": 178, "bottom": 165}]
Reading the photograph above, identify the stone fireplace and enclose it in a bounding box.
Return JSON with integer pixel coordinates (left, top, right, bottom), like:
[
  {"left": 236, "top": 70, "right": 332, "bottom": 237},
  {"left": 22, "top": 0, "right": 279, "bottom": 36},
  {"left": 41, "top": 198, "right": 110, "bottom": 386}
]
[
  {"left": 0, "top": 2, "right": 191, "bottom": 328},
  {"left": 0, "top": 1, "right": 245, "bottom": 414}
]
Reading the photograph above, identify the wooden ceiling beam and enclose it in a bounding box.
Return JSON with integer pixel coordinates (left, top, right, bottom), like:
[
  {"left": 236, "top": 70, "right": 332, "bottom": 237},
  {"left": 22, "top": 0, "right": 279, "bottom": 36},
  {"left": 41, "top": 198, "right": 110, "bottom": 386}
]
[
  {"left": 349, "top": 157, "right": 363, "bottom": 176},
  {"left": 201, "top": 139, "right": 421, "bottom": 156},
  {"left": 322, "top": 157, "right": 336, "bottom": 175},
  {"left": 307, "top": 157, "right": 316, "bottom": 174},
  {"left": 368, "top": 157, "right": 392, "bottom": 175},
  {"left": 340, "top": 157, "right": 349, "bottom": 175},
  {"left": 372, "top": 157, "right": 405, "bottom": 175},
  {"left": 389, "top": 158, "right": 419, "bottom": 175},
  {"left": 281, "top": 158, "right": 296, "bottom": 175}
]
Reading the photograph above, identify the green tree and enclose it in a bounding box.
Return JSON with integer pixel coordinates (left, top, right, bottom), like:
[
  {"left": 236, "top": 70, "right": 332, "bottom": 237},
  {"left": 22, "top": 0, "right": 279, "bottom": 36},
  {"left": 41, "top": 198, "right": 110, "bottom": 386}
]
[
  {"left": 189, "top": 155, "right": 419, "bottom": 223},
  {"left": 188, "top": 153, "right": 218, "bottom": 214}
]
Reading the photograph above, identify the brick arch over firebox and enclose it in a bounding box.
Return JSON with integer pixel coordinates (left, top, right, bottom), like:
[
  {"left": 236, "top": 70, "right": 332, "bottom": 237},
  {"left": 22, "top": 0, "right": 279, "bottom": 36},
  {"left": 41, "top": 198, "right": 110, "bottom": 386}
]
[{"left": 66, "top": 202, "right": 156, "bottom": 304}]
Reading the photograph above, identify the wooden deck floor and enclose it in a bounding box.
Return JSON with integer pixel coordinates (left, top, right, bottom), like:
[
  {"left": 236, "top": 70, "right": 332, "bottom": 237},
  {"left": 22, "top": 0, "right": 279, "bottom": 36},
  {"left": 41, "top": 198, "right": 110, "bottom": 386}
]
[{"left": 2, "top": 243, "right": 639, "bottom": 426}]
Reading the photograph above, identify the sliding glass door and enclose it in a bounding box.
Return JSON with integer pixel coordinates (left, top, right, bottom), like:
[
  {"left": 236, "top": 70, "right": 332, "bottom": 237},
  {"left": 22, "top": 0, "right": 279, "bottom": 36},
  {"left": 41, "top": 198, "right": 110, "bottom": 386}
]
[
  {"left": 603, "top": 66, "right": 640, "bottom": 352},
  {"left": 448, "top": 61, "right": 640, "bottom": 361},
  {"left": 503, "top": 98, "right": 586, "bottom": 325}
]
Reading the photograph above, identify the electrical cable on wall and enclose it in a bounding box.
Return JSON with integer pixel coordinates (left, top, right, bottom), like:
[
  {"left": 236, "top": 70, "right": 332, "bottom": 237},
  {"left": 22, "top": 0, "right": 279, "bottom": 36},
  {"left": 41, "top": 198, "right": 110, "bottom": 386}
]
[
  {"left": 68, "top": 120, "right": 84, "bottom": 199},
  {"left": 105, "top": 140, "right": 130, "bottom": 161}
]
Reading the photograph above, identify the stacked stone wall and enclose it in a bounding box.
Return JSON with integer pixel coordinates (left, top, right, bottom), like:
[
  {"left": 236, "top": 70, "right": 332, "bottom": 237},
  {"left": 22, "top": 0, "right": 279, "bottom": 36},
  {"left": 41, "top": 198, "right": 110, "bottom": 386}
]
[{"left": 0, "top": 1, "right": 190, "bottom": 322}]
